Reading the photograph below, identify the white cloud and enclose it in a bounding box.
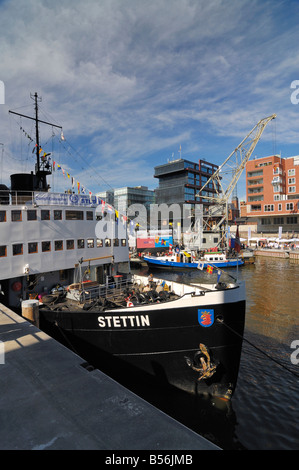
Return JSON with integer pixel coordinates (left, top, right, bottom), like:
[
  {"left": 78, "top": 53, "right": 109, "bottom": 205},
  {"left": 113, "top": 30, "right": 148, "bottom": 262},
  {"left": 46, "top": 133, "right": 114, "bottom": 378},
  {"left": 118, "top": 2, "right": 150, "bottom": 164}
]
[{"left": 0, "top": 0, "right": 299, "bottom": 195}]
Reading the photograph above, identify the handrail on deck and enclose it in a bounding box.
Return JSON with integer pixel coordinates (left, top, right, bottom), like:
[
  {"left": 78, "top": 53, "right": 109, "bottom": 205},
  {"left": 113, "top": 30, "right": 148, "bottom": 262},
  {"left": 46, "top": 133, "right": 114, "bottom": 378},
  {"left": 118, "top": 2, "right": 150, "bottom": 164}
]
[
  {"left": 73, "top": 277, "right": 133, "bottom": 303},
  {"left": 0, "top": 189, "right": 35, "bottom": 206}
]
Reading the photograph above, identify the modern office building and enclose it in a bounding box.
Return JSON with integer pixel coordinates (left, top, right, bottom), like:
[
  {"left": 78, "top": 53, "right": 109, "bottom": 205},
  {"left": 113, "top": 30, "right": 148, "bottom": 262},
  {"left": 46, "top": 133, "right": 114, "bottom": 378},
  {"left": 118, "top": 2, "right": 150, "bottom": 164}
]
[
  {"left": 244, "top": 154, "right": 299, "bottom": 233},
  {"left": 113, "top": 186, "right": 154, "bottom": 215},
  {"left": 154, "top": 158, "right": 219, "bottom": 209},
  {"left": 96, "top": 189, "right": 114, "bottom": 206},
  {"left": 97, "top": 186, "right": 155, "bottom": 230},
  {"left": 97, "top": 186, "right": 154, "bottom": 212}
]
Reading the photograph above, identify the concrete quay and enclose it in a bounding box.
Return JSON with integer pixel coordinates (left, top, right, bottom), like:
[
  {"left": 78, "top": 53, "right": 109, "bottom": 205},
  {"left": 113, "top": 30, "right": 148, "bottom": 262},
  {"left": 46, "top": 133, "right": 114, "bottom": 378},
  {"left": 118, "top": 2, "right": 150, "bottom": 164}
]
[
  {"left": 254, "top": 248, "right": 299, "bottom": 259},
  {"left": 254, "top": 248, "right": 290, "bottom": 258},
  {"left": 0, "top": 303, "right": 219, "bottom": 450}
]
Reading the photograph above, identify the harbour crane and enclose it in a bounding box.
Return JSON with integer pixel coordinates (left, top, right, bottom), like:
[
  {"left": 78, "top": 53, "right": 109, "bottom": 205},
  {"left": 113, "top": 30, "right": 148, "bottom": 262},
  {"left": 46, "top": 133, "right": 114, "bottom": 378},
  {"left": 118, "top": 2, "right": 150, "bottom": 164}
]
[{"left": 197, "top": 114, "right": 276, "bottom": 232}]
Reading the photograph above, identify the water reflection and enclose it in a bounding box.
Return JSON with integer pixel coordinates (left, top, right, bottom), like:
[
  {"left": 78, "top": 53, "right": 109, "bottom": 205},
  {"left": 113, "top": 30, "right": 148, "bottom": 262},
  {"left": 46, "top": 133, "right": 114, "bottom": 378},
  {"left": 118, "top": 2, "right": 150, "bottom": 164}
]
[{"left": 133, "top": 257, "right": 299, "bottom": 449}]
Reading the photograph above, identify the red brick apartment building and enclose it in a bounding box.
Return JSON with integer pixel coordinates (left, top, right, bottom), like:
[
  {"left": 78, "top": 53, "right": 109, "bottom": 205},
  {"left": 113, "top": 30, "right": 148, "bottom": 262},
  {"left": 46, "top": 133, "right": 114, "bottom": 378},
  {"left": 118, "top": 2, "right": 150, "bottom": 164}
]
[{"left": 242, "top": 155, "right": 299, "bottom": 234}]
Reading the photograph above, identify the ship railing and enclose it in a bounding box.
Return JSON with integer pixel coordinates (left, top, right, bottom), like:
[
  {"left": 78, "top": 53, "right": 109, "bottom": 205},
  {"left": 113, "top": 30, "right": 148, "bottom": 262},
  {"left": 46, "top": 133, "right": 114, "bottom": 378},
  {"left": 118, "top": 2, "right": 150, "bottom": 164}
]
[
  {"left": 0, "top": 189, "right": 35, "bottom": 205},
  {"left": 79, "top": 277, "right": 133, "bottom": 303}
]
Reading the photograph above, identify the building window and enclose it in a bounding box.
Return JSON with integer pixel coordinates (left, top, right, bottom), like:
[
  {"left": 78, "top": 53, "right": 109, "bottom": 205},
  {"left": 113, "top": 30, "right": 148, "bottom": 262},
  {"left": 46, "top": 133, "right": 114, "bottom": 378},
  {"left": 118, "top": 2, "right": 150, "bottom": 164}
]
[
  {"left": 248, "top": 170, "right": 263, "bottom": 177},
  {"left": 28, "top": 242, "right": 38, "bottom": 254},
  {"left": 278, "top": 203, "right": 282, "bottom": 211},
  {"left": 41, "top": 210, "right": 50, "bottom": 220},
  {"left": 273, "top": 165, "right": 279, "bottom": 175},
  {"left": 288, "top": 169, "right": 295, "bottom": 176},
  {"left": 264, "top": 204, "right": 274, "bottom": 212},
  {"left": 66, "top": 210, "right": 84, "bottom": 220},
  {"left": 54, "top": 210, "right": 62, "bottom": 220},
  {"left": 274, "top": 217, "right": 284, "bottom": 225},
  {"left": 273, "top": 185, "right": 282, "bottom": 193},
  {"left": 286, "top": 203, "right": 294, "bottom": 211},
  {"left": 0, "top": 246, "right": 7, "bottom": 257},
  {"left": 42, "top": 241, "right": 51, "bottom": 252},
  {"left": 13, "top": 244, "right": 23, "bottom": 255},
  {"left": 27, "top": 210, "right": 37, "bottom": 221},
  {"left": 11, "top": 210, "right": 22, "bottom": 221},
  {"left": 86, "top": 211, "right": 93, "bottom": 220},
  {"left": 55, "top": 240, "right": 63, "bottom": 251},
  {"left": 96, "top": 239, "right": 103, "bottom": 247},
  {"left": 184, "top": 187, "right": 195, "bottom": 198},
  {"left": 0, "top": 211, "right": 6, "bottom": 222},
  {"left": 66, "top": 240, "right": 74, "bottom": 250},
  {"left": 87, "top": 239, "right": 94, "bottom": 248},
  {"left": 287, "top": 216, "right": 297, "bottom": 224},
  {"left": 289, "top": 186, "right": 296, "bottom": 193},
  {"left": 77, "top": 239, "right": 85, "bottom": 249}
]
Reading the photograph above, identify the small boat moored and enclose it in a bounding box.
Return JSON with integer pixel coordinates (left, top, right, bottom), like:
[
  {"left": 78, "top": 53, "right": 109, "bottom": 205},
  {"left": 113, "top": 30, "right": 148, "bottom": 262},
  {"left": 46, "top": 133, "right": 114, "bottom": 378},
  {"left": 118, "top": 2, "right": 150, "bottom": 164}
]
[{"left": 143, "top": 249, "right": 244, "bottom": 270}]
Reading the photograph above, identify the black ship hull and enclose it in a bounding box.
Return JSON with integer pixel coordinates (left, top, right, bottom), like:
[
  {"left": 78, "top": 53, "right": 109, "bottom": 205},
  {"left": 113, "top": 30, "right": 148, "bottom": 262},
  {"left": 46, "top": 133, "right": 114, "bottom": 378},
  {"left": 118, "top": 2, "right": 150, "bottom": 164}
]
[{"left": 38, "top": 276, "right": 246, "bottom": 400}]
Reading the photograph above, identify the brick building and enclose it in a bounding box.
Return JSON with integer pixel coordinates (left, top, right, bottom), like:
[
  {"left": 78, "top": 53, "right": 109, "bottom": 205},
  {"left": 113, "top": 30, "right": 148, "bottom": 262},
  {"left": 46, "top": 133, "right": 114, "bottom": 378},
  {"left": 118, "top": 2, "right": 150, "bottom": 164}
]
[{"left": 243, "top": 154, "right": 299, "bottom": 234}]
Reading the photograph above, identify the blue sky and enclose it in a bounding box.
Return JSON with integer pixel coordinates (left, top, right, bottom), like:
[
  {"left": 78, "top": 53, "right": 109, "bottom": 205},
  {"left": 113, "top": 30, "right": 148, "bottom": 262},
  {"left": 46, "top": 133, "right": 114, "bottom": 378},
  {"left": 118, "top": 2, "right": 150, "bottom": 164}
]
[{"left": 1, "top": 0, "right": 299, "bottom": 200}]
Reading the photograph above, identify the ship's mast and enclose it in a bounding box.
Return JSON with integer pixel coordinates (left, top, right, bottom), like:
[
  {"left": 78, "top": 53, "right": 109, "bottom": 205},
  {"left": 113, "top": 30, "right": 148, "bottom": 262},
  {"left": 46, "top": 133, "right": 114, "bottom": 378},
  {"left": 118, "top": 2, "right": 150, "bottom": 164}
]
[
  {"left": 32, "top": 92, "right": 42, "bottom": 174},
  {"left": 9, "top": 92, "right": 63, "bottom": 191}
]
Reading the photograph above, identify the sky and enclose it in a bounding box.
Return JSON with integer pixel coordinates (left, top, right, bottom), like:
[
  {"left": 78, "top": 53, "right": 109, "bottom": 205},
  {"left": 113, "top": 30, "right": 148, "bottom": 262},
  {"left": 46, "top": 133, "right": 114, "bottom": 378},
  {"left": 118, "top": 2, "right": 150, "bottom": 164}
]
[{"left": 1, "top": 0, "right": 299, "bottom": 201}]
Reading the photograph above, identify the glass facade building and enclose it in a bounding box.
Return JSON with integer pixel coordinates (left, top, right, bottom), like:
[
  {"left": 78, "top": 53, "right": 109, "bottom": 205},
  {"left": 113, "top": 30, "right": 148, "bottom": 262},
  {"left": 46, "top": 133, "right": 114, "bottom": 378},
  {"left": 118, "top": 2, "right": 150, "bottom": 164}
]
[
  {"left": 154, "top": 158, "right": 219, "bottom": 210},
  {"left": 114, "top": 186, "right": 154, "bottom": 215}
]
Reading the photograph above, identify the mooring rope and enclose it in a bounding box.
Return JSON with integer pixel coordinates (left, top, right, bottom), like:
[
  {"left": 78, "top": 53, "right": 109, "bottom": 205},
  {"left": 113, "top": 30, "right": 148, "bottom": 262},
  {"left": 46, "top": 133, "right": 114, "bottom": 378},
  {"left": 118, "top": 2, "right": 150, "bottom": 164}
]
[{"left": 216, "top": 318, "right": 299, "bottom": 379}]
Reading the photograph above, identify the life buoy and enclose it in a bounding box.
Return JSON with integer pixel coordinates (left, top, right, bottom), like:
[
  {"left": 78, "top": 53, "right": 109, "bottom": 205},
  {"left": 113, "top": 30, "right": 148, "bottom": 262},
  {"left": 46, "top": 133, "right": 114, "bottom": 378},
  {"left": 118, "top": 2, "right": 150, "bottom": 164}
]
[
  {"left": 12, "top": 281, "right": 22, "bottom": 292},
  {"left": 175, "top": 247, "right": 180, "bottom": 254}
]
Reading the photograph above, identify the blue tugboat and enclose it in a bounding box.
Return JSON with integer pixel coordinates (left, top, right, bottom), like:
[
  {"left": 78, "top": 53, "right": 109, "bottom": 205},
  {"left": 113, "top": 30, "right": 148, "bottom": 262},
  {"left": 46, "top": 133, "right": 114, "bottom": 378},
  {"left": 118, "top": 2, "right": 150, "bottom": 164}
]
[{"left": 143, "top": 250, "right": 244, "bottom": 270}]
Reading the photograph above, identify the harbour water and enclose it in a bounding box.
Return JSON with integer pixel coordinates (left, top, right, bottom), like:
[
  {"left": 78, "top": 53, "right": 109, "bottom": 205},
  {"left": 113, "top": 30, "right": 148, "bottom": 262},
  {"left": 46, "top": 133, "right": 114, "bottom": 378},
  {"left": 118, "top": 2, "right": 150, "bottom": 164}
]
[{"left": 130, "top": 257, "right": 299, "bottom": 450}]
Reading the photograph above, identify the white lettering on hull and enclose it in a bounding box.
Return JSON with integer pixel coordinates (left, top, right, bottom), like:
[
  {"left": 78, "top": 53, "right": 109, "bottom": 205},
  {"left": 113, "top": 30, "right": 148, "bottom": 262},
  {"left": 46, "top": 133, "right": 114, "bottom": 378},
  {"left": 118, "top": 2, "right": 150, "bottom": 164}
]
[{"left": 98, "top": 314, "right": 150, "bottom": 328}]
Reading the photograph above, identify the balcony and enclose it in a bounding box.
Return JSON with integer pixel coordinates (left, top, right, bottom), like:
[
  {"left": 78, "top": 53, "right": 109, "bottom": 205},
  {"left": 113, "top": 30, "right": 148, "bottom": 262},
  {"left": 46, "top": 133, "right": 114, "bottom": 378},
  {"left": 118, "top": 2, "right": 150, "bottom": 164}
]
[{"left": 271, "top": 176, "right": 282, "bottom": 185}]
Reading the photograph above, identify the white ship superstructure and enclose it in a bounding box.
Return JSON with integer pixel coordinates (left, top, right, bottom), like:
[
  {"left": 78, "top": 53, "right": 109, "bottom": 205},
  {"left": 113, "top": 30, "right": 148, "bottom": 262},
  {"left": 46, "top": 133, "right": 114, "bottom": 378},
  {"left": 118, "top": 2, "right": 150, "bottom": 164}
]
[
  {"left": 0, "top": 190, "right": 129, "bottom": 307},
  {"left": 0, "top": 93, "right": 129, "bottom": 308}
]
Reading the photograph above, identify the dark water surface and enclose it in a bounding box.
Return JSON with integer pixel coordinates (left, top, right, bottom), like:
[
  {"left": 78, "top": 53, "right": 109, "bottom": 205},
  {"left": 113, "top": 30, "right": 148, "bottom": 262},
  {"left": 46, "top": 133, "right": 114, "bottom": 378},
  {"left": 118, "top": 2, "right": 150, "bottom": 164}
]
[{"left": 131, "top": 257, "right": 299, "bottom": 450}]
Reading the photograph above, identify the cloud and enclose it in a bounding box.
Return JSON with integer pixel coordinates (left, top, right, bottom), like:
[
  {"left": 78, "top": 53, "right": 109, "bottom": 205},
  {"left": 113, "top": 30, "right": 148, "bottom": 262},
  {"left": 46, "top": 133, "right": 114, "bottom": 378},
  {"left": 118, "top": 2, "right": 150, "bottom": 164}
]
[{"left": 0, "top": 0, "right": 299, "bottom": 195}]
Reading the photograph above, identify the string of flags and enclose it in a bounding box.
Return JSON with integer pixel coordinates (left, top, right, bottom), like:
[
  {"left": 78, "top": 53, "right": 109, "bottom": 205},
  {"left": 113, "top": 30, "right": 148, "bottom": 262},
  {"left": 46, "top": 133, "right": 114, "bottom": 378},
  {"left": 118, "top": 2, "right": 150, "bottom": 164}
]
[
  {"left": 52, "top": 159, "right": 135, "bottom": 228},
  {"left": 197, "top": 260, "right": 222, "bottom": 281},
  {"left": 20, "top": 126, "right": 34, "bottom": 143},
  {"left": 17, "top": 125, "right": 142, "bottom": 230}
]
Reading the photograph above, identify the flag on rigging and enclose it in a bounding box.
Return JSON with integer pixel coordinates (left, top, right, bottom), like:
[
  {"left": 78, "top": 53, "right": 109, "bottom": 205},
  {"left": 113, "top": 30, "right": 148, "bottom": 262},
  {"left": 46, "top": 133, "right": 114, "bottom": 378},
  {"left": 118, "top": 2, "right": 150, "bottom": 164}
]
[{"left": 197, "top": 261, "right": 204, "bottom": 270}]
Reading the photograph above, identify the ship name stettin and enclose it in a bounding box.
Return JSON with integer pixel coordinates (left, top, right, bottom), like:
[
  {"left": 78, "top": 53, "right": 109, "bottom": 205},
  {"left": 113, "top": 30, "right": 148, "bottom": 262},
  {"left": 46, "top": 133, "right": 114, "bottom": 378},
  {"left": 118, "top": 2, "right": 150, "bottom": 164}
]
[{"left": 98, "top": 314, "right": 150, "bottom": 328}]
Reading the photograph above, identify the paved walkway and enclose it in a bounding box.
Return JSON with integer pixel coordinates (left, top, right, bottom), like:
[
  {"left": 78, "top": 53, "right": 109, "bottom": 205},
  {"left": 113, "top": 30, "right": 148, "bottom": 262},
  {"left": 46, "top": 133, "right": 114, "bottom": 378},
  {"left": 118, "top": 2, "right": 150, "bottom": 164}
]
[{"left": 0, "top": 303, "right": 219, "bottom": 450}]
